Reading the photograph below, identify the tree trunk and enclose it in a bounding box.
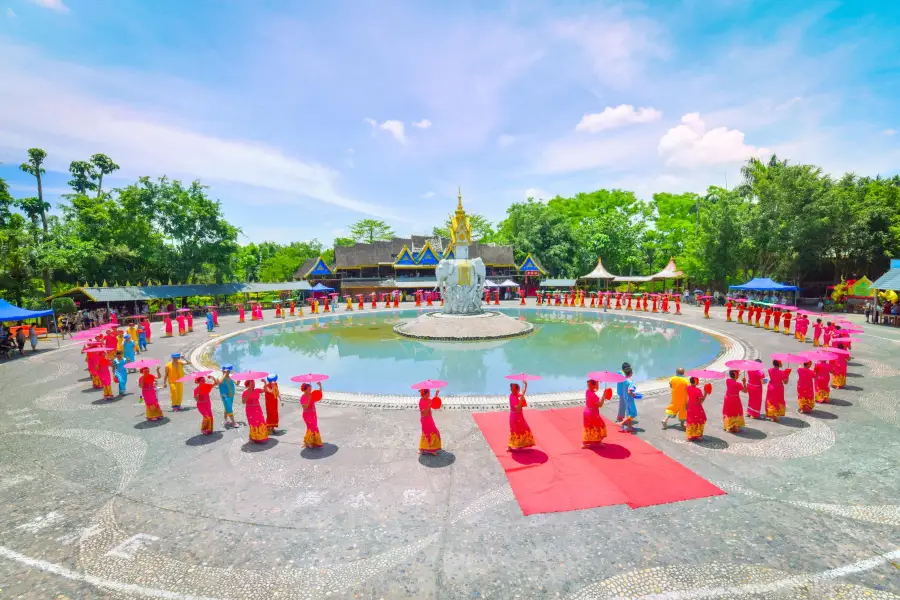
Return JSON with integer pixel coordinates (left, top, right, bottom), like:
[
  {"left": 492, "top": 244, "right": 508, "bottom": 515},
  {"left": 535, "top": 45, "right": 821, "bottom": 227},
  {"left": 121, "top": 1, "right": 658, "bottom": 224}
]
[
  {"left": 96, "top": 174, "right": 103, "bottom": 198},
  {"left": 36, "top": 169, "right": 52, "bottom": 297}
]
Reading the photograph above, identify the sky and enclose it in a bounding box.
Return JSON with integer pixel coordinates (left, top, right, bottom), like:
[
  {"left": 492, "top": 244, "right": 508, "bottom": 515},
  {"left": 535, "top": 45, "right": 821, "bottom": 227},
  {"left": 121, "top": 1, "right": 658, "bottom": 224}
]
[{"left": 1, "top": 0, "right": 898, "bottom": 245}]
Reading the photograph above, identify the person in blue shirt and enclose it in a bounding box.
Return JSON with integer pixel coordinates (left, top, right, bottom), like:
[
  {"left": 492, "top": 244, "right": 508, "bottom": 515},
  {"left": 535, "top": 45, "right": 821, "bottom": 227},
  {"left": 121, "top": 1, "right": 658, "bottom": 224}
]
[
  {"left": 615, "top": 361, "right": 631, "bottom": 422},
  {"left": 123, "top": 334, "right": 136, "bottom": 364},
  {"left": 215, "top": 365, "right": 237, "bottom": 427},
  {"left": 619, "top": 365, "right": 638, "bottom": 433},
  {"left": 205, "top": 309, "right": 215, "bottom": 333},
  {"left": 113, "top": 350, "right": 129, "bottom": 396}
]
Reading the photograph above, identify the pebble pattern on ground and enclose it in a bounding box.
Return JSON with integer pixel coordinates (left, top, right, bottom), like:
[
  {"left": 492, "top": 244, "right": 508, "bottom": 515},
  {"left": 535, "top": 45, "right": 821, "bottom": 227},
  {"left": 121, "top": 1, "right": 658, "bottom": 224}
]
[{"left": 0, "top": 303, "right": 897, "bottom": 600}]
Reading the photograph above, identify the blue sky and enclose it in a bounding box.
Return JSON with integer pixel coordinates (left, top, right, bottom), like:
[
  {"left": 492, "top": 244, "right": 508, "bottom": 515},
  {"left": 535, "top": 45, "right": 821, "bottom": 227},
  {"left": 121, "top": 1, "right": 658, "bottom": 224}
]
[{"left": 1, "top": 0, "right": 898, "bottom": 245}]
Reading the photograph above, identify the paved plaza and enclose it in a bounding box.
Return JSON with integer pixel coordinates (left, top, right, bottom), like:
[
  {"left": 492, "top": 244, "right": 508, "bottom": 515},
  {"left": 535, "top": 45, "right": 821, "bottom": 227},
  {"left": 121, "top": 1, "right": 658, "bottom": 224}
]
[{"left": 0, "top": 302, "right": 898, "bottom": 599}]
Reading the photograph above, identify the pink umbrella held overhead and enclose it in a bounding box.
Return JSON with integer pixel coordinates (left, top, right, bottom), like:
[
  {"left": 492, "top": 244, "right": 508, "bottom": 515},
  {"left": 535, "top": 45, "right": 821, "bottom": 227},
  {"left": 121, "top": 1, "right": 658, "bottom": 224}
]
[
  {"left": 725, "top": 360, "right": 765, "bottom": 371},
  {"left": 230, "top": 371, "right": 269, "bottom": 382},
  {"left": 831, "top": 337, "right": 861, "bottom": 343},
  {"left": 771, "top": 353, "right": 808, "bottom": 364},
  {"left": 85, "top": 347, "right": 110, "bottom": 353},
  {"left": 290, "top": 373, "right": 330, "bottom": 384},
  {"left": 504, "top": 373, "right": 542, "bottom": 382},
  {"left": 411, "top": 379, "right": 448, "bottom": 390},
  {"left": 154, "top": 311, "right": 171, "bottom": 316},
  {"left": 176, "top": 370, "right": 214, "bottom": 383},
  {"left": 800, "top": 350, "right": 839, "bottom": 361},
  {"left": 586, "top": 371, "right": 626, "bottom": 383},
  {"left": 824, "top": 347, "right": 850, "bottom": 356},
  {"left": 125, "top": 358, "right": 161, "bottom": 369},
  {"left": 686, "top": 369, "right": 727, "bottom": 379}
]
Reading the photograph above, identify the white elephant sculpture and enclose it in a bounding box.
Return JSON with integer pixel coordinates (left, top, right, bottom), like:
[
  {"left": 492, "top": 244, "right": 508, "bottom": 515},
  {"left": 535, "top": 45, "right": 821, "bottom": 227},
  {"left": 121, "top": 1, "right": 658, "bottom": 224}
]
[{"left": 436, "top": 257, "right": 486, "bottom": 315}]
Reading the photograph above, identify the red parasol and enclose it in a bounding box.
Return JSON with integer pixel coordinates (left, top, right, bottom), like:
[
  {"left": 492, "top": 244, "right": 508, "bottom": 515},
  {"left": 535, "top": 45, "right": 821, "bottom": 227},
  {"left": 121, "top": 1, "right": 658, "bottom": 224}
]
[
  {"left": 685, "top": 369, "right": 727, "bottom": 379},
  {"left": 230, "top": 371, "right": 269, "bottom": 381},
  {"left": 411, "top": 379, "right": 448, "bottom": 390},
  {"left": 290, "top": 373, "right": 330, "bottom": 383},
  {"left": 125, "top": 359, "right": 160, "bottom": 369},
  {"left": 176, "top": 370, "right": 213, "bottom": 383},
  {"left": 586, "top": 370, "right": 626, "bottom": 383},
  {"left": 504, "top": 373, "right": 542, "bottom": 382},
  {"left": 725, "top": 360, "right": 765, "bottom": 371}
]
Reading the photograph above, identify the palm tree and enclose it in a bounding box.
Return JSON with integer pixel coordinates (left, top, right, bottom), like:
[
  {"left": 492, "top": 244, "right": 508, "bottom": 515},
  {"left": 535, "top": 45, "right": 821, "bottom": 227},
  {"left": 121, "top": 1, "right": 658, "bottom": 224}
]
[{"left": 19, "top": 148, "right": 52, "bottom": 296}]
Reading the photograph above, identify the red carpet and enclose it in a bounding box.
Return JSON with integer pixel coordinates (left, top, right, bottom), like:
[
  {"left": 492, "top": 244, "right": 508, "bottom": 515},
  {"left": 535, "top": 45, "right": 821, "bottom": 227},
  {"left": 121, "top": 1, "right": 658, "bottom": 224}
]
[{"left": 472, "top": 407, "right": 725, "bottom": 515}]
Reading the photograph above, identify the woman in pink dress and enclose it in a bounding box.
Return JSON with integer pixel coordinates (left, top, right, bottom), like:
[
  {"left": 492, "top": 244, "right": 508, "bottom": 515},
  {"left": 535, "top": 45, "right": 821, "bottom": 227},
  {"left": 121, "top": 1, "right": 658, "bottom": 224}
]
[
  {"left": 765, "top": 360, "right": 790, "bottom": 422},
  {"left": 508, "top": 382, "right": 536, "bottom": 450},
  {"left": 139, "top": 366, "right": 164, "bottom": 421},
  {"left": 722, "top": 370, "right": 747, "bottom": 433},
  {"left": 85, "top": 345, "right": 102, "bottom": 388},
  {"left": 164, "top": 315, "right": 173, "bottom": 337},
  {"left": 814, "top": 360, "right": 832, "bottom": 404},
  {"left": 418, "top": 388, "right": 442, "bottom": 455},
  {"left": 582, "top": 379, "right": 609, "bottom": 448},
  {"left": 142, "top": 318, "right": 152, "bottom": 343},
  {"left": 193, "top": 376, "right": 215, "bottom": 435},
  {"left": 745, "top": 359, "right": 765, "bottom": 419},
  {"left": 242, "top": 380, "right": 269, "bottom": 443},
  {"left": 796, "top": 360, "right": 815, "bottom": 413},
  {"left": 685, "top": 378, "right": 710, "bottom": 441},
  {"left": 186, "top": 311, "right": 193, "bottom": 333},
  {"left": 176, "top": 314, "right": 186, "bottom": 336},
  {"left": 300, "top": 382, "right": 323, "bottom": 448}
]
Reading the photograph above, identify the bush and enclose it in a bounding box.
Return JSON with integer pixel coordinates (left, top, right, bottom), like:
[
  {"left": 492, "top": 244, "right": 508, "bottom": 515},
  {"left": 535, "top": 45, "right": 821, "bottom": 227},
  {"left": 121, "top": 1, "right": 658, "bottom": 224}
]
[{"left": 51, "top": 297, "right": 78, "bottom": 314}]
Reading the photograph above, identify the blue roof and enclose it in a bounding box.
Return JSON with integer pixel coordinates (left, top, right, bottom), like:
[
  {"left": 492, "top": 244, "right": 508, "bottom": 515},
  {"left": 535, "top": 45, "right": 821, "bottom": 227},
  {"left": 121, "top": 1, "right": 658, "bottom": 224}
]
[
  {"left": 311, "top": 283, "right": 334, "bottom": 291},
  {"left": 308, "top": 257, "right": 333, "bottom": 276},
  {"left": 729, "top": 277, "right": 798, "bottom": 292},
  {"left": 0, "top": 299, "right": 54, "bottom": 322},
  {"left": 519, "top": 256, "right": 542, "bottom": 273},
  {"left": 394, "top": 247, "right": 417, "bottom": 266},
  {"left": 416, "top": 246, "right": 440, "bottom": 266},
  {"left": 443, "top": 249, "right": 455, "bottom": 260}
]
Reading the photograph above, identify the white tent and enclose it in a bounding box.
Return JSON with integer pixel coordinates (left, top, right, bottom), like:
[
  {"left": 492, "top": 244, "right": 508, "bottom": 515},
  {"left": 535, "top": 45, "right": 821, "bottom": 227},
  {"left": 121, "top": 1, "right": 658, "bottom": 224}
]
[
  {"left": 499, "top": 279, "right": 519, "bottom": 287},
  {"left": 484, "top": 279, "right": 499, "bottom": 288}
]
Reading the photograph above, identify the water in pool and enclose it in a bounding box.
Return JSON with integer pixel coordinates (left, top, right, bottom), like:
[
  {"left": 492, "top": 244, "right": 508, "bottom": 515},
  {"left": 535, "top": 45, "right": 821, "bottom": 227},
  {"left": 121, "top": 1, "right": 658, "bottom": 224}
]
[{"left": 213, "top": 309, "right": 722, "bottom": 395}]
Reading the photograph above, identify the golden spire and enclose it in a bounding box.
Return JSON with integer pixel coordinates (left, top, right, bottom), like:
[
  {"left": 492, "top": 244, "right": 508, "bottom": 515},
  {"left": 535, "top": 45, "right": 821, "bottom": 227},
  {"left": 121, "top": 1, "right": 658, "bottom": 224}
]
[{"left": 457, "top": 186, "right": 464, "bottom": 212}]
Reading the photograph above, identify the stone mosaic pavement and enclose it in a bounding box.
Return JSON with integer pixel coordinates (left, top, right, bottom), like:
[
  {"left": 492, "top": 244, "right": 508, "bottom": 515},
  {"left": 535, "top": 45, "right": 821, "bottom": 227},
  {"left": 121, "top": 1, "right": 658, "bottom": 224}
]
[{"left": 0, "top": 302, "right": 897, "bottom": 599}]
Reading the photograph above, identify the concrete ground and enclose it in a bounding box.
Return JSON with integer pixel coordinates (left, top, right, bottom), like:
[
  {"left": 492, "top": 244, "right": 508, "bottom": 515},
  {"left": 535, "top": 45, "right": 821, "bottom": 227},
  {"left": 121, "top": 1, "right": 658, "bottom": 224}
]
[{"left": 0, "top": 301, "right": 898, "bottom": 600}]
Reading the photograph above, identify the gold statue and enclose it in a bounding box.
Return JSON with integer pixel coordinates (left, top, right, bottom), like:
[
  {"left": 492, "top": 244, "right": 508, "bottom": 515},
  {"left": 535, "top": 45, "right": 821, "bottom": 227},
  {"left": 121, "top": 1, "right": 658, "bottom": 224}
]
[{"left": 450, "top": 187, "right": 472, "bottom": 248}]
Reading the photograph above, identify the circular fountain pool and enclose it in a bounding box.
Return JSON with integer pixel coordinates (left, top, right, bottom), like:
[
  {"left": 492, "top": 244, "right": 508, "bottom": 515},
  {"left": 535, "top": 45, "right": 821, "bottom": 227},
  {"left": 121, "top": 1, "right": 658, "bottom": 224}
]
[{"left": 209, "top": 308, "right": 725, "bottom": 396}]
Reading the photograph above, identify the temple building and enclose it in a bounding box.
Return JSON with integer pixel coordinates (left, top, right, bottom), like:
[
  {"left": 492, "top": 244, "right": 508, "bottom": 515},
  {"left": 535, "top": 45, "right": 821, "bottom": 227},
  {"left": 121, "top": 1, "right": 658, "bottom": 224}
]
[{"left": 293, "top": 194, "right": 546, "bottom": 296}]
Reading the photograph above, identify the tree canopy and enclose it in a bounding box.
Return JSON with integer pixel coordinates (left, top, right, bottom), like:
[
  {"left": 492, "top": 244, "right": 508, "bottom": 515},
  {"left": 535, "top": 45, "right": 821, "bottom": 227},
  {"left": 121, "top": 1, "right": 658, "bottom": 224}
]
[{"left": 2, "top": 148, "right": 899, "bottom": 309}]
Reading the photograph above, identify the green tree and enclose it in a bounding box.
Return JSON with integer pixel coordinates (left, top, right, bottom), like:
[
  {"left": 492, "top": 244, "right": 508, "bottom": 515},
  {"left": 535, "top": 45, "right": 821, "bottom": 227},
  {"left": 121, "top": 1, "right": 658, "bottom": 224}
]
[
  {"left": 68, "top": 160, "right": 98, "bottom": 194},
  {"left": 90, "top": 153, "right": 120, "bottom": 197},
  {"left": 18, "top": 147, "right": 52, "bottom": 296},
  {"left": 349, "top": 219, "right": 394, "bottom": 244},
  {"left": 496, "top": 200, "right": 577, "bottom": 277}
]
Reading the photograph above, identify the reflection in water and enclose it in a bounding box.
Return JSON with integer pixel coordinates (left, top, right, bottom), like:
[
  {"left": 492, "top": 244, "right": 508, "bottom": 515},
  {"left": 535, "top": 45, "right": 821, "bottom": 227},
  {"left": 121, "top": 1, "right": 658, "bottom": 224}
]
[{"left": 213, "top": 309, "right": 722, "bottom": 395}]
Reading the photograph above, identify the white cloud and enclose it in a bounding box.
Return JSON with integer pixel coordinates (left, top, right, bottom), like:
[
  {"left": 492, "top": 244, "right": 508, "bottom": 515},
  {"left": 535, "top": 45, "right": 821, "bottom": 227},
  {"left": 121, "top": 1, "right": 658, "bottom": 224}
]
[
  {"left": 884, "top": 129, "right": 897, "bottom": 136},
  {"left": 28, "top": 0, "right": 69, "bottom": 11},
  {"left": 6, "top": 7, "right": 16, "bottom": 17},
  {"left": 364, "top": 118, "right": 407, "bottom": 143},
  {"left": 658, "top": 113, "right": 769, "bottom": 168},
  {"left": 0, "top": 41, "right": 397, "bottom": 220},
  {"left": 538, "top": 128, "right": 658, "bottom": 174},
  {"left": 497, "top": 134, "right": 516, "bottom": 147},
  {"left": 575, "top": 104, "right": 662, "bottom": 133},
  {"left": 345, "top": 148, "right": 355, "bottom": 168},
  {"left": 421, "top": 191, "right": 436, "bottom": 199},
  {"left": 412, "top": 119, "right": 432, "bottom": 129}
]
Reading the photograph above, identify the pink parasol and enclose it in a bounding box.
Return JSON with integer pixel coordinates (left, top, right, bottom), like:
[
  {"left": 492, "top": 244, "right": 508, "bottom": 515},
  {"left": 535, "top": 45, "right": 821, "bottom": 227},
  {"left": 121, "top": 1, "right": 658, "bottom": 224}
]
[
  {"left": 586, "top": 370, "right": 626, "bottom": 383},
  {"left": 831, "top": 337, "right": 861, "bottom": 343},
  {"left": 176, "top": 370, "right": 213, "bottom": 383},
  {"left": 155, "top": 311, "right": 171, "bottom": 316},
  {"left": 771, "top": 352, "right": 808, "bottom": 364},
  {"left": 175, "top": 308, "right": 191, "bottom": 313},
  {"left": 824, "top": 347, "right": 850, "bottom": 356},
  {"left": 724, "top": 360, "right": 765, "bottom": 371},
  {"left": 685, "top": 369, "right": 727, "bottom": 379},
  {"left": 410, "top": 379, "right": 448, "bottom": 390},
  {"left": 800, "top": 350, "right": 838, "bottom": 361},
  {"left": 290, "top": 373, "right": 330, "bottom": 383},
  {"left": 230, "top": 371, "right": 269, "bottom": 381},
  {"left": 85, "top": 347, "right": 109, "bottom": 353},
  {"left": 125, "top": 359, "right": 160, "bottom": 369},
  {"left": 504, "top": 373, "right": 542, "bottom": 382},
  {"left": 733, "top": 298, "right": 750, "bottom": 303}
]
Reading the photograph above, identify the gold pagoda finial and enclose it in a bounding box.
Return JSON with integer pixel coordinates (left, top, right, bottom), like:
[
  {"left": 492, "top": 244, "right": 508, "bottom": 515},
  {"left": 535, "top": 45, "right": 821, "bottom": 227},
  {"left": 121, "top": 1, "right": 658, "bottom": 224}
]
[{"left": 457, "top": 186, "right": 463, "bottom": 212}]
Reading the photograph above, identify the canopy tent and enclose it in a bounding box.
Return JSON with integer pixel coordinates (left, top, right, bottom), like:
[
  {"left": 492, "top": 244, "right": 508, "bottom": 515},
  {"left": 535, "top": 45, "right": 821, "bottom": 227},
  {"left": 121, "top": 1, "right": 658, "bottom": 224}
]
[
  {"left": 729, "top": 277, "right": 798, "bottom": 291},
  {"left": 484, "top": 280, "right": 499, "bottom": 288},
  {"left": 310, "top": 283, "right": 335, "bottom": 292},
  {"left": 614, "top": 276, "right": 652, "bottom": 283},
  {"left": 499, "top": 279, "right": 519, "bottom": 287},
  {"left": 0, "top": 299, "right": 55, "bottom": 322},
  {"left": 580, "top": 257, "right": 617, "bottom": 280},
  {"left": 872, "top": 259, "right": 900, "bottom": 291}
]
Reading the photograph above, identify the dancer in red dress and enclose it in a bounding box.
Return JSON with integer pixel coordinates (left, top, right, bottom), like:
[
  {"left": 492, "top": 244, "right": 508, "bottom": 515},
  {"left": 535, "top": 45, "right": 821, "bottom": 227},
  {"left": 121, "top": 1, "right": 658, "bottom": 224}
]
[
  {"left": 722, "top": 371, "right": 747, "bottom": 433},
  {"left": 264, "top": 375, "right": 281, "bottom": 432},
  {"left": 725, "top": 300, "right": 733, "bottom": 322},
  {"left": 194, "top": 376, "right": 215, "bottom": 435},
  {"left": 765, "top": 361, "right": 790, "bottom": 422},
  {"left": 582, "top": 379, "right": 609, "bottom": 447},
  {"left": 685, "top": 378, "right": 710, "bottom": 441},
  {"left": 745, "top": 360, "right": 765, "bottom": 419},
  {"left": 508, "top": 382, "right": 536, "bottom": 450},
  {"left": 796, "top": 360, "right": 815, "bottom": 413}
]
